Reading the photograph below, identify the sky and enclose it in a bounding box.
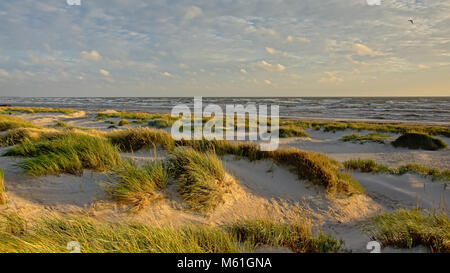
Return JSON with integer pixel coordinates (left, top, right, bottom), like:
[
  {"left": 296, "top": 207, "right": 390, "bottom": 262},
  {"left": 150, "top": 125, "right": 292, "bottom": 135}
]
[{"left": 0, "top": 0, "right": 449, "bottom": 97}]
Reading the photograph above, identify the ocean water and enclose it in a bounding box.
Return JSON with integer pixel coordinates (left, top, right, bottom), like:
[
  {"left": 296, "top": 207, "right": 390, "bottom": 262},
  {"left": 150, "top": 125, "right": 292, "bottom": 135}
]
[{"left": 1, "top": 97, "right": 449, "bottom": 124}]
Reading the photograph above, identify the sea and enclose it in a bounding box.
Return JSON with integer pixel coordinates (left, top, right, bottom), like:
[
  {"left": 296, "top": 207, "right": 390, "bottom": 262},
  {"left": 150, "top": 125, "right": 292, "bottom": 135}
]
[{"left": 1, "top": 97, "right": 449, "bottom": 125}]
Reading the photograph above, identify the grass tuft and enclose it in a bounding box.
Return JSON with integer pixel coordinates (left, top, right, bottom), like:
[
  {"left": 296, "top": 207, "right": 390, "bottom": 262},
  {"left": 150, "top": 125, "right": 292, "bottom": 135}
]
[
  {"left": 3, "top": 134, "right": 121, "bottom": 176},
  {"left": 366, "top": 209, "right": 449, "bottom": 253},
  {"left": 0, "top": 214, "right": 343, "bottom": 253},
  {"left": 168, "top": 147, "right": 228, "bottom": 213},
  {"left": 341, "top": 133, "right": 391, "bottom": 144},
  {"left": 0, "top": 115, "right": 37, "bottom": 131},
  {"left": 108, "top": 159, "right": 168, "bottom": 211},
  {"left": 279, "top": 127, "right": 310, "bottom": 138},
  {"left": 118, "top": 119, "right": 130, "bottom": 126},
  {"left": 0, "top": 168, "right": 5, "bottom": 206},
  {"left": 392, "top": 133, "right": 447, "bottom": 151},
  {"left": 108, "top": 127, "right": 175, "bottom": 152},
  {"left": 0, "top": 107, "right": 80, "bottom": 115}
]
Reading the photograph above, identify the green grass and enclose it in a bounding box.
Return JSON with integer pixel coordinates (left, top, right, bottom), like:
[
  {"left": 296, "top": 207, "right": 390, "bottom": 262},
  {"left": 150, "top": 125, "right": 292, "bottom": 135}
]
[
  {"left": 108, "top": 127, "right": 175, "bottom": 152},
  {"left": 3, "top": 133, "right": 121, "bottom": 176},
  {"left": 280, "top": 120, "right": 450, "bottom": 137},
  {"left": 0, "top": 213, "right": 343, "bottom": 253},
  {"left": 341, "top": 133, "right": 391, "bottom": 144},
  {"left": 0, "top": 168, "right": 5, "bottom": 206},
  {"left": 365, "top": 209, "right": 449, "bottom": 253},
  {"left": 392, "top": 133, "right": 447, "bottom": 151},
  {"left": 97, "top": 111, "right": 166, "bottom": 120},
  {"left": 0, "top": 107, "right": 80, "bottom": 115},
  {"left": 343, "top": 159, "right": 450, "bottom": 181},
  {"left": 148, "top": 118, "right": 173, "bottom": 128},
  {"left": 227, "top": 219, "right": 344, "bottom": 253},
  {"left": 168, "top": 147, "right": 228, "bottom": 213},
  {"left": 108, "top": 159, "right": 169, "bottom": 211},
  {"left": 279, "top": 127, "right": 310, "bottom": 138},
  {"left": 118, "top": 119, "right": 130, "bottom": 126},
  {"left": 0, "top": 115, "right": 38, "bottom": 131}
]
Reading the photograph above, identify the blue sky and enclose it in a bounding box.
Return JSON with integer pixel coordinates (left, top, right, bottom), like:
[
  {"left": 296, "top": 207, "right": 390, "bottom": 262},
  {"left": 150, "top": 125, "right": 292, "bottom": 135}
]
[{"left": 0, "top": 0, "right": 449, "bottom": 96}]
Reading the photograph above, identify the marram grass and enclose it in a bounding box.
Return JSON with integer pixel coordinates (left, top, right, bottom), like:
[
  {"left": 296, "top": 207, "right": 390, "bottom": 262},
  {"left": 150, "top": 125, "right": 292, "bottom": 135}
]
[
  {"left": 0, "top": 213, "right": 344, "bottom": 253},
  {"left": 3, "top": 134, "right": 121, "bottom": 176},
  {"left": 392, "top": 132, "right": 447, "bottom": 151},
  {"left": 168, "top": 147, "right": 228, "bottom": 213},
  {"left": 0, "top": 106, "right": 80, "bottom": 115},
  {"left": 0, "top": 115, "right": 37, "bottom": 132},
  {"left": 341, "top": 133, "right": 391, "bottom": 144},
  {"left": 343, "top": 158, "right": 450, "bottom": 181},
  {"left": 0, "top": 168, "right": 5, "bottom": 206},
  {"left": 108, "top": 159, "right": 169, "bottom": 211},
  {"left": 365, "top": 209, "right": 450, "bottom": 253}
]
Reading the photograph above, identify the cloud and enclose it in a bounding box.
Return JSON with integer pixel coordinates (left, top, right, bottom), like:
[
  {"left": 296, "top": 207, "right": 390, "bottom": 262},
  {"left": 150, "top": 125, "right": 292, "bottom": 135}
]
[
  {"left": 240, "top": 68, "right": 248, "bottom": 74},
  {"left": 318, "top": 72, "right": 343, "bottom": 84},
  {"left": 259, "top": 27, "right": 277, "bottom": 36},
  {"left": 265, "top": 47, "right": 277, "bottom": 55},
  {"left": 286, "top": 36, "right": 310, "bottom": 43},
  {"left": 264, "top": 79, "right": 271, "bottom": 85},
  {"left": 184, "top": 6, "right": 202, "bottom": 20},
  {"left": 352, "top": 44, "right": 380, "bottom": 57},
  {"left": 99, "top": 69, "right": 110, "bottom": 76},
  {"left": 0, "top": 69, "right": 10, "bottom": 78},
  {"left": 162, "top": 71, "right": 172, "bottom": 77},
  {"left": 257, "top": 60, "right": 285, "bottom": 72},
  {"left": 81, "top": 50, "right": 102, "bottom": 61},
  {"left": 418, "top": 64, "right": 430, "bottom": 70}
]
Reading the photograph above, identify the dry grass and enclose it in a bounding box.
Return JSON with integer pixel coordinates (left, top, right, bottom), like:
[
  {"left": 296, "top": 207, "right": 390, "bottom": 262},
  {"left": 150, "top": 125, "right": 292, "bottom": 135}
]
[
  {"left": 0, "top": 106, "right": 80, "bottom": 115},
  {"left": 0, "top": 168, "right": 5, "bottom": 206}
]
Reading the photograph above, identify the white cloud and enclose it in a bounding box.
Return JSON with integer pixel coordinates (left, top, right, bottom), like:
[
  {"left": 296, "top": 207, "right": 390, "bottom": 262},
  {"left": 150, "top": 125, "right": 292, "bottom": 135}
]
[
  {"left": 184, "top": 6, "right": 203, "bottom": 20},
  {"left": 286, "top": 36, "right": 310, "bottom": 43},
  {"left": 81, "top": 50, "right": 102, "bottom": 61},
  {"left": 257, "top": 60, "right": 285, "bottom": 72},
  {"left": 318, "top": 72, "right": 343, "bottom": 84},
  {"left": 162, "top": 71, "right": 172, "bottom": 77},
  {"left": 352, "top": 44, "right": 380, "bottom": 57},
  {"left": 240, "top": 68, "right": 248, "bottom": 74},
  {"left": 264, "top": 79, "right": 271, "bottom": 85},
  {"left": 99, "top": 69, "right": 110, "bottom": 76},
  {"left": 0, "top": 69, "right": 10, "bottom": 78}
]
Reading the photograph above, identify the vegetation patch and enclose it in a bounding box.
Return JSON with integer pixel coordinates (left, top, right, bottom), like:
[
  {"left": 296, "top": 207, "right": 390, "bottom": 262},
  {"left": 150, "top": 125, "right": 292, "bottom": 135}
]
[
  {"left": 3, "top": 133, "right": 121, "bottom": 176},
  {"left": 279, "top": 127, "right": 309, "bottom": 138},
  {"left": 228, "top": 219, "right": 344, "bottom": 253},
  {"left": 341, "top": 133, "right": 391, "bottom": 144},
  {"left": 0, "top": 106, "right": 80, "bottom": 115},
  {"left": 365, "top": 209, "right": 449, "bottom": 253},
  {"left": 343, "top": 159, "right": 450, "bottom": 181},
  {"left": 392, "top": 133, "right": 447, "bottom": 151},
  {"left": 280, "top": 120, "right": 450, "bottom": 137},
  {"left": 0, "top": 115, "right": 38, "bottom": 131},
  {"left": 108, "top": 159, "right": 168, "bottom": 211},
  {"left": 0, "top": 168, "right": 5, "bottom": 206},
  {"left": 97, "top": 111, "right": 166, "bottom": 120},
  {"left": 118, "top": 119, "right": 130, "bottom": 126},
  {"left": 108, "top": 127, "right": 175, "bottom": 152},
  {"left": 168, "top": 147, "right": 228, "bottom": 213},
  {"left": 0, "top": 213, "right": 343, "bottom": 253}
]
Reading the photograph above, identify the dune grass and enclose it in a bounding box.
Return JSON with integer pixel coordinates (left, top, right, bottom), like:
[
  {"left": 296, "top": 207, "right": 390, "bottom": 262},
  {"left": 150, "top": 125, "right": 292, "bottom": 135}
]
[
  {"left": 343, "top": 159, "right": 450, "bottom": 181},
  {"left": 0, "top": 168, "right": 5, "bottom": 206},
  {"left": 0, "top": 213, "right": 343, "bottom": 253},
  {"left": 280, "top": 120, "right": 450, "bottom": 137},
  {"left": 105, "top": 128, "right": 362, "bottom": 195},
  {"left": 118, "top": 119, "right": 130, "bottom": 126},
  {"left": 341, "top": 133, "right": 391, "bottom": 144},
  {"left": 168, "top": 147, "right": 228, "bottom": 213},
  {"left": 3, "top": 134, "right": 121, "bottom": 176},
  {"left": 97, "top": 111, "right": 166, "bottom": 120},
  {"left": 0, "top": 106, "right": 80, "bottom": 115},
  {"left": 108, "top": 159, "right": 168, "bottom": 211},
  {"left": 392, "top": 133, "right": 447, "bottom": 151},
  {"left": 365, "top": 209, "right": 449, "bottom": 253},
  {"left": 0, "top": 115, "right": 37, "bottom": 131},
  {"left": 279, "top": 127, "right": 310, "bottom": 138},
  {"left": 108, "top": 127, "right": 175, "bottom": 152},
  {"left": 228, "top": 219, "right": 344, "bottom": 253}
]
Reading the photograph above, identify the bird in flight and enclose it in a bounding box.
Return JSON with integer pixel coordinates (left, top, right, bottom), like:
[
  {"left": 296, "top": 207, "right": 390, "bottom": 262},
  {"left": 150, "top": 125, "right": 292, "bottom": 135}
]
[{"left": 408, "top": 18, "right": 414, "bottom": 24}]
